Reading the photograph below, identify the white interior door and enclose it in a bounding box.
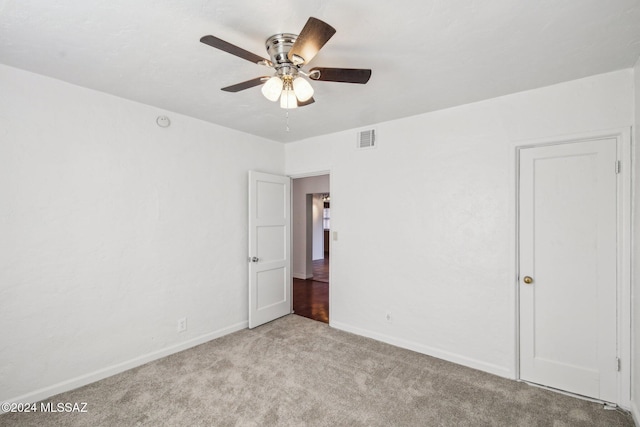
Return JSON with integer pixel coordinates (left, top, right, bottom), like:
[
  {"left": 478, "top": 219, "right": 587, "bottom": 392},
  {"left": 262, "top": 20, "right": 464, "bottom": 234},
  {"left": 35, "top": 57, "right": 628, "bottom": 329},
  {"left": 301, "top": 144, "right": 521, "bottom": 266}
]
[
  {"left": 248, "top": 171, "right": 291, "bottom": 329},
  {"left": 518, "top": 138, "right": 618, "bottom": 402}
]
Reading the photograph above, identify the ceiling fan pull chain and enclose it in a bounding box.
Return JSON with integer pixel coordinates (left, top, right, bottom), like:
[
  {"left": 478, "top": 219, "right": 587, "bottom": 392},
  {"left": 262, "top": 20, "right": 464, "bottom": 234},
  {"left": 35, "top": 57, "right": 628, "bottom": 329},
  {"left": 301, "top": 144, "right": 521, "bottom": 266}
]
[{"left": 285, "top": 111, "right": 290, "bottom": 132}]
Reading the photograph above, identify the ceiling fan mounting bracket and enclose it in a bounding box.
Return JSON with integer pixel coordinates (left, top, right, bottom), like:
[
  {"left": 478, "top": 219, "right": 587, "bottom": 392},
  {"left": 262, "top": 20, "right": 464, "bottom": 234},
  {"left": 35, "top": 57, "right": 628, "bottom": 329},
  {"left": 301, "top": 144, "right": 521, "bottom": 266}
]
[{"left": 307, "top": 69, "right": 321, "bottom": 80}]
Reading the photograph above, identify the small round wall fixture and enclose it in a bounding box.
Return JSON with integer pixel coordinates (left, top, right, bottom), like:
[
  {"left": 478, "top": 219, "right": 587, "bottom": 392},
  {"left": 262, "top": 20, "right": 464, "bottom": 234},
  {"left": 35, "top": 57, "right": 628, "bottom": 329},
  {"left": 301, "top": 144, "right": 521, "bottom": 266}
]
[{"left": 156, "top": 115, "right": 171, "bottom": 128}]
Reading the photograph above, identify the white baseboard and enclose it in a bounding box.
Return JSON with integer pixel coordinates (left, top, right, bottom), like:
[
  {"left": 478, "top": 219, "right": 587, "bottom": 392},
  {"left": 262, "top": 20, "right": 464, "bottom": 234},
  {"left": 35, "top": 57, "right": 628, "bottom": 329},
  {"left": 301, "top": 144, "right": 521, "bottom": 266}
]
[
  {"left": 292, "top": 272, "right": 313, "bottom": 279},
  {"left": 4, "top": 321, "right": 247, "bottom": 406},
  {"left": 330, "top": 320, "right": 512, "bottom": 379},
  {"left": 630, "top": 400, "right": 639, "bottom": 427}
]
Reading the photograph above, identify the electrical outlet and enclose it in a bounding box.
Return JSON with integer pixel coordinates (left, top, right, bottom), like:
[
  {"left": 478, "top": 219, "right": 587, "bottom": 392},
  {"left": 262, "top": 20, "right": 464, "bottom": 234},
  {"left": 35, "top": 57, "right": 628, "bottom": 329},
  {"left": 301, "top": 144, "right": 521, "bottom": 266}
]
[{"left": 177, "top": 317, "right": 187, "bottom": 333}]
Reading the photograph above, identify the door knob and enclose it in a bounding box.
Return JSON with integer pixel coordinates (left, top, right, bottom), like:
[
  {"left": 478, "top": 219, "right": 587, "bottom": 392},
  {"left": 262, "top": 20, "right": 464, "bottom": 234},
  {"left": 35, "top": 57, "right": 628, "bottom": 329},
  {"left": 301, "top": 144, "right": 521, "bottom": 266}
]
[
  {"left": 523, "top": 276, "right": 533, "bottom": 284},
  {"left": 250, "top": 257, "right": 259, "bottom": 263}
]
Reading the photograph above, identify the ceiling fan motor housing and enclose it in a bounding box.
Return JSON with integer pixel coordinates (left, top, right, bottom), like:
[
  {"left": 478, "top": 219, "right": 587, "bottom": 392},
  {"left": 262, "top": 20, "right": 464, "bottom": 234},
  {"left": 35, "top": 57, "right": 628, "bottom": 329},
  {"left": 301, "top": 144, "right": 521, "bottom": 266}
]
[{"left": 266, "top": 33, "right": 299, "bottom": 78}]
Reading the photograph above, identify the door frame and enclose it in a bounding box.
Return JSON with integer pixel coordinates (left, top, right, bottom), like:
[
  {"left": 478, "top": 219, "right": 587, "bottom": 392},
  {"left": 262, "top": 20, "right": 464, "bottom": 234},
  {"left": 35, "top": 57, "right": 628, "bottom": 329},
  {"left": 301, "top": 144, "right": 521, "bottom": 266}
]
[
  {"left": 289, "top": 169, "right": 332, "bottom": 322},
  {"left": 510, "top": 128, "right": 632, "bottom": 408}
]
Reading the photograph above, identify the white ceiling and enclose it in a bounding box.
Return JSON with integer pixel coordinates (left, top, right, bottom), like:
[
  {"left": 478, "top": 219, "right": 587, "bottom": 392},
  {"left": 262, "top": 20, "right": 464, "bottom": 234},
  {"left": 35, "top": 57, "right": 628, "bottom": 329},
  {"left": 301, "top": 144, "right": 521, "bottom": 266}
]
[{"left": 2, "top": 0, "right": 640, "bottom": 143}]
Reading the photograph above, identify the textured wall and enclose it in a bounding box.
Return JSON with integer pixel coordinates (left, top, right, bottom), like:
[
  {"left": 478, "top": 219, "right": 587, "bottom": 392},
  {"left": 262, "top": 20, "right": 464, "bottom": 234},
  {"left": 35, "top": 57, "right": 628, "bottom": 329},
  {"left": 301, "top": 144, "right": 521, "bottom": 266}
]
[
  {"left": 286, "top": 70, "right": 634, "bottom": 381},
  {"left": 312, "top": 194, "right": 325, "bottom": 261},
  {"left": 0, "top": 64, "right": 284, "bottom": 402}
]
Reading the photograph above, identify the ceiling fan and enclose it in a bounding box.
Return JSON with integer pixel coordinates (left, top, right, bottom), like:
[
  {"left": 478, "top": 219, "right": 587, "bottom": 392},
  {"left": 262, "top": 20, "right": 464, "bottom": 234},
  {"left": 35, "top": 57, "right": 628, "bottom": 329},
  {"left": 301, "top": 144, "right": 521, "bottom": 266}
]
[{"left": 200, "top": 17, "right": 372, "bottom": 109}]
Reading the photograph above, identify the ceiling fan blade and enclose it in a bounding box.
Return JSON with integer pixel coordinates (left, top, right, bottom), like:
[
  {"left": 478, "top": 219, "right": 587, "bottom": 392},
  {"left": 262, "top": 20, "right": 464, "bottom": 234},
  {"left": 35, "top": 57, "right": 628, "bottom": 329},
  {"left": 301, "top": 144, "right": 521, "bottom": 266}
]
[
  {"left": 287, "top": 17, "right": 336, "bottom": 65},
  {"left": 309, "top": 67, "right": 371, "bottom": 84},
  {"left": 221, "top": 77, "right": 270, "bottom": 92},
  {"left": 200, "top": 35, "right": 271, "bottom": 65},
  {"left": 297, "top": 97, "right": 315, "bottom": 107}
]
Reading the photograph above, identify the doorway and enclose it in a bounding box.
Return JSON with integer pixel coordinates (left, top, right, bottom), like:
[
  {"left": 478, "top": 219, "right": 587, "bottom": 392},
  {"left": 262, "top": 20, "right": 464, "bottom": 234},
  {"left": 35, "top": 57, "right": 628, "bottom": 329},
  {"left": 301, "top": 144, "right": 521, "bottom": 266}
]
[
  {"left": 291, "top": 175, "right": 330, "bottom": 323},
  {"left": 515, "top": 130, "right": 631, "bottom": 407}
]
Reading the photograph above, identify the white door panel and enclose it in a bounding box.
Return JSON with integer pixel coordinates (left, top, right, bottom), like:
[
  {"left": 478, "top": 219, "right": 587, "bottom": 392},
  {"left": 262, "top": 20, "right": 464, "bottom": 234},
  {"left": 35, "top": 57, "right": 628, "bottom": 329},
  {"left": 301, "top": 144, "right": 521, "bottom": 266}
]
[
  {"left": 248, "top": 171, "right": 291, "bottom": 328},
  {"left": 519, "top": 138, "right": 617, "bottom": 402},
  {"left": 257, "top": 226, "right": 286, "bottom": 262}
]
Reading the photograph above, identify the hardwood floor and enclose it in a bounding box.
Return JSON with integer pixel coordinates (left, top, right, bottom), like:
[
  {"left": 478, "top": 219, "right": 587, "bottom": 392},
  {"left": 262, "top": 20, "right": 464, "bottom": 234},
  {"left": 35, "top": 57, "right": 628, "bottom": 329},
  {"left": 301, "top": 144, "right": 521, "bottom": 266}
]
[
  {"left": 293, "top": 278, "right": 328, "bottom": 323},
  {"left": 293, "top": 254, "right": 329, "bottom": 323},
  {"left": 312, "top": 255, "right": 329, "bottom": 283}
]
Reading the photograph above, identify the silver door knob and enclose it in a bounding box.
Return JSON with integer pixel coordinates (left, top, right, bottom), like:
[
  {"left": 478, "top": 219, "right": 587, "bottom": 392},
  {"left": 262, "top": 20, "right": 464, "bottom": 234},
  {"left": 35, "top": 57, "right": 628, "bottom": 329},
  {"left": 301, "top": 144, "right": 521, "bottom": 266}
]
[{"left": 250, "top": 257, "right": 259, "bottom": 263}]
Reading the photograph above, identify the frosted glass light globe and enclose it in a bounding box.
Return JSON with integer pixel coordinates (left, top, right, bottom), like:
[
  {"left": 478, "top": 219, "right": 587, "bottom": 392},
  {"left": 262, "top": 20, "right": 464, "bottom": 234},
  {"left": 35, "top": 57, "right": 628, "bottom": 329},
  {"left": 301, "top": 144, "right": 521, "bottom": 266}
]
[
  {"left": 280, "top": 88, "right": 298, "bottom": 109},
  {"left": 292, "top": 77, "right": 314, "bottom": 102},
  {"left": 261, "top": 76, "right": 283, "bottom": 102}
]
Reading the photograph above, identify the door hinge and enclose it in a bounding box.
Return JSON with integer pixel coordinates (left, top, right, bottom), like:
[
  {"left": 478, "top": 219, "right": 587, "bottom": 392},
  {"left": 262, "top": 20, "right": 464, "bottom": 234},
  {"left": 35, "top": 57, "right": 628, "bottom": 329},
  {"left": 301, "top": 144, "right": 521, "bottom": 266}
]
[
  {"left": 616, "top": 357, "right": 621, "bottom": 372},
  {"left": 615, "top": 161, "right": 621, "bottom": 174}
]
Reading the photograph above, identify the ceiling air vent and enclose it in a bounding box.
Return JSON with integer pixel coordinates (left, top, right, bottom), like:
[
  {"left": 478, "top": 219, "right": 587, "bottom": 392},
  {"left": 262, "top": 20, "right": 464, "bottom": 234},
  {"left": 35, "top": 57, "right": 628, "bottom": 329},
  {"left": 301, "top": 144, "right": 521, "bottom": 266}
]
[{"left": 357, "top": 129, "right": 376, "bottom": 149}]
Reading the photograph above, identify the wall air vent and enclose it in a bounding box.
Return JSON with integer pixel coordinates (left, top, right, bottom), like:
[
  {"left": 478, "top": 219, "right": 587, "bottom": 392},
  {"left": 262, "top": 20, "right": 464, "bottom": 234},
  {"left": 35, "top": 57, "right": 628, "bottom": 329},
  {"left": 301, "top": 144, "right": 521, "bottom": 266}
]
[{"left": 357, "top": 129, "right": 376, "bottom": 149}]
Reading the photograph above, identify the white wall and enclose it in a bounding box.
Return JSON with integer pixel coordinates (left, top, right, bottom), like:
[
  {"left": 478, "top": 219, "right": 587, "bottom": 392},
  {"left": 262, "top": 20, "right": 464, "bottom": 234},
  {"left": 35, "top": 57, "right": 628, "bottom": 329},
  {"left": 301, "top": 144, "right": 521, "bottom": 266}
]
[
  {"left": 632, "top": 57, "right": 640, "bottom": 421},
  {"left": 286, "top": 70, "right": 634, "bottom": 379},
  {"left": 291, "top": 175, "right": 329, "bottom": 278},
  {"left": 312, "top": 194, "right": 325, "bottom": 261},
  {"left": 0, "top": 64, "right": 284, "bottom": 403}
]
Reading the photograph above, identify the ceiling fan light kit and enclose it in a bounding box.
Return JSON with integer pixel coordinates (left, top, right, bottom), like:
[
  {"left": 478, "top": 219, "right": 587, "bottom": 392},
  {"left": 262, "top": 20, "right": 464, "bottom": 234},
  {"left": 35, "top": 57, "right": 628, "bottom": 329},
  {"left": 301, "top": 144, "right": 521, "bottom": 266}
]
[
  {"left": 200, "top": 17, "right": 371, "bottom": 110},
  {"left": 292, "top": 77, "right": 314, "bottom": 102},
  {"left": 280, "top": 82, "right": 298, "bottom": 109},
  {"left": 261, "top": 76, "right": 283, "bottom": 101}
]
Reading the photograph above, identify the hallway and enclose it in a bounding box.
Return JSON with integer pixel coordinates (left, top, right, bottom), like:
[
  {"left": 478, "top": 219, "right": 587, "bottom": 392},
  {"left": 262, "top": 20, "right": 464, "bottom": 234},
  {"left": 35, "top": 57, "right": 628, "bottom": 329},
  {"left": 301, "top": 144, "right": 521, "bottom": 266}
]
[{"left": 293, "top": 256, "right": 329, "bottom": 323}]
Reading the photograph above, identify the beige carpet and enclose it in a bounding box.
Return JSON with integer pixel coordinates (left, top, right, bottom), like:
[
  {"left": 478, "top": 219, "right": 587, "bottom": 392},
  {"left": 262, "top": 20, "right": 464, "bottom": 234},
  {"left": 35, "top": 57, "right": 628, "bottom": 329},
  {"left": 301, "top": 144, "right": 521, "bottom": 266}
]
[{"left": 1, "top": 315, "right": 634, "bottom": 426}]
